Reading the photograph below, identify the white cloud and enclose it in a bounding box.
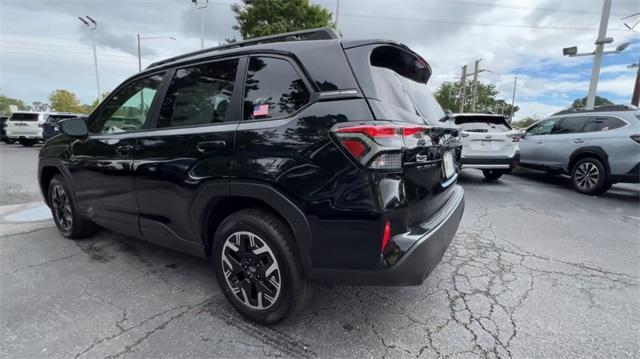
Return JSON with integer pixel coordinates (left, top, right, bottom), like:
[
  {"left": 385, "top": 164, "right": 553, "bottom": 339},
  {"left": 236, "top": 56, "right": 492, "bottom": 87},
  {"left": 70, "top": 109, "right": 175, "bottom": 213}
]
[{"left": 515, "top": 101, "right": 563, "bottom": 121}]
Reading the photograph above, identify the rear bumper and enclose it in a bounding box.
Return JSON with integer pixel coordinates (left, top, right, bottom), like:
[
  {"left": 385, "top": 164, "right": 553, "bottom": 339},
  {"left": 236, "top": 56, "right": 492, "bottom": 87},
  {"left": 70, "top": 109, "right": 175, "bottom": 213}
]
[
  {"left": 307, "top": 185, "right": 464, "bottom": 286},
  {"left": 461, "top": 152, "right": 519, "bottom": 170}
]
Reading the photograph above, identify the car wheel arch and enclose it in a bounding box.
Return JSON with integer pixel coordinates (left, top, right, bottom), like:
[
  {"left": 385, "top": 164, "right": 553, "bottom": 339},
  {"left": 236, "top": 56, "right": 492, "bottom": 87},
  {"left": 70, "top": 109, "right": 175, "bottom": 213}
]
[
  {"left": 569, "top": 147, "right": 610, "bottom": 176},
  {"left": 194, "top": 181, "right": 314, "bottom": 274},
  {"left": 38, "top": 160, "right": 74, "bottom": 207}
]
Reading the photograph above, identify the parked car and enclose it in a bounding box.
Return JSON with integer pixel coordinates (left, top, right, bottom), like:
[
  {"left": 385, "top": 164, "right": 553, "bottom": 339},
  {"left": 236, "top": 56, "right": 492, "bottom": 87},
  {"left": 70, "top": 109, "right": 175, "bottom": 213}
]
[
  {"left": 0, "top": 116, "right": 13, "bottom": 143},
  {"left": 5, "top": 111, "right": 59, "bottom": 146},
  {"left": 519, "top": 105, "right": 640, "bottom": 194},
  {"left": 38, "top": 28, "right": 465, "bottom": 324},
  {"left": 42, "top": 113, "right": 86, "bottom": 142},
  {"left": 452, "top": 113, "right": 521, "bottom": 180}
]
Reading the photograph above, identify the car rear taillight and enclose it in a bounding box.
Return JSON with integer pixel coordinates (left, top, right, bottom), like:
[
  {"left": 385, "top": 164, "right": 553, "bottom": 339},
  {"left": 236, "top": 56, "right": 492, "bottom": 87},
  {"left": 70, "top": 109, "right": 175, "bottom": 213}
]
[
  {"left": 506, "top": 133, "right": 520, "bottom": 142},
  {"left": 333, "top": 123, "right": 431, "bottom": 169},
  {"left": 381, "top": 221, "right": 391, "bottom": 253},
  {"left": 631, "top": 134, "right": 640, "bottom": 144}
]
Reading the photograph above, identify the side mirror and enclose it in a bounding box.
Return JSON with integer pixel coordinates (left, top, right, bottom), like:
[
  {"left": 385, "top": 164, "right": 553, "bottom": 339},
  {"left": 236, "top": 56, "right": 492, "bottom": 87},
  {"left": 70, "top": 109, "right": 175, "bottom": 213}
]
[{"left": 59, "top": 117, "right": 88, "bottom": 138}]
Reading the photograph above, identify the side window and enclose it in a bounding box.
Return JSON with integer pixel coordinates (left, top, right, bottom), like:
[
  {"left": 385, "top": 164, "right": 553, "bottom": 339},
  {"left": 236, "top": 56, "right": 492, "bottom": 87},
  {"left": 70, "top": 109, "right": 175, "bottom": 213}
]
[
  {"left": 527, "top": 119, "right": 557, "bottom": 136},
  {"left": 584, "top": 116, "right": 627, "bottom": 132},
  {"left": 90, "top": 74, "right": 164, "bottom": 135},
  {"left": 158, "top": 59, "right": 239, "bottom": 128},
  {"left": 243, "top": 56, "right": 310, "bottom": 121},
  {"left": 552, "top": 116, "right": 588, "bottom": 134}
]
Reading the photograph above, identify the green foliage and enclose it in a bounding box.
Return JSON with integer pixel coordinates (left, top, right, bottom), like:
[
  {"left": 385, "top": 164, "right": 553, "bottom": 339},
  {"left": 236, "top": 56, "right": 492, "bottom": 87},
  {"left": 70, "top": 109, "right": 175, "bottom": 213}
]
[
  {"left": 231, "top": 0, "right": 334, "bottom": 39},
  {"left": 84, "top": 92, "right": 110, "bottom": 114},
  {"left": 434, "top": 81, "right": 519, "bottom": 117},
  {"left": 570, "top": 96, "right": 614, "bottom": 108},
  {"left": 48, "top": 89, "right": 86, "bottom": 114},
  {"left": 0, "top": 95, "right": 30, "bottom": 116},
  {"left": 512, "top": 116, "right": 539, "bottom": 129}
]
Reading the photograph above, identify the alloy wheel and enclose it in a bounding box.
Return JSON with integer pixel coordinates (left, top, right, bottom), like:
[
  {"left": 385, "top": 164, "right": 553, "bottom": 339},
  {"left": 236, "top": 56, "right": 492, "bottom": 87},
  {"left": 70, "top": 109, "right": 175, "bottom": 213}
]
[
  {"left": 574, "top": 162, "right": 599, "bottom": 191},
  {"left": 51, "top": 184, "right": 72, "bottom": 231},
  {"left": 221, "top": 231, "right": 282, "bottom": 310}
]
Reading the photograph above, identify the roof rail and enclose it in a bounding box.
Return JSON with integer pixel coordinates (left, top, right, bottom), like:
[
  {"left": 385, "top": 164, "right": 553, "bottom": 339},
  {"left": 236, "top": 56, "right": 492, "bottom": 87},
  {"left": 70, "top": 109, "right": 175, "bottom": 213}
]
[
  {"left": 148, "top": 27, "right": 339, "bottom": 69},
  {"left": 552, "top": 104, "right": 638, "bottom": 116}
]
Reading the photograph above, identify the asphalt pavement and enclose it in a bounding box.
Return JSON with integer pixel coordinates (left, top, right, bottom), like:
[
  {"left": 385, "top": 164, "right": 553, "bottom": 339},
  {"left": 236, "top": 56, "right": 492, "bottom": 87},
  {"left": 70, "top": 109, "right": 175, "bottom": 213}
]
[{"left": 1, "top": 143, "right": 639, "bottom": 358}]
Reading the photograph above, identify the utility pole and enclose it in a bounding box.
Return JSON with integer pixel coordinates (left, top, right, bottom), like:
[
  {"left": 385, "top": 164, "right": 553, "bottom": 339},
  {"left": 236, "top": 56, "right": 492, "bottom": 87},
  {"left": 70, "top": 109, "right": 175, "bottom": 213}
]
[
  {"left": 510, "top": 69, "right": 519, "bottom": 123},
  {"left": 192, "top": 0, "right": 209, "bottom": 49},
  {"left": 137, "top": 33, "right": 142, "bottom": 72},
  {"left": 458, "top": 65, "right": 467, "bottom": 113},
  {"left": 78, "top": 16, "right": 101, "bottom": 100},
  {"left": 471, "top": 59, "right": 481, "bottom": 112},
  {"left": 631, "top": 59, "right": 640, "bottom": 107},
  {"left": 586, "top": 0, "right": 612, "bottom": 109},
  {"left": 335, "top": 0, "right": 341, "bottom": 28}
]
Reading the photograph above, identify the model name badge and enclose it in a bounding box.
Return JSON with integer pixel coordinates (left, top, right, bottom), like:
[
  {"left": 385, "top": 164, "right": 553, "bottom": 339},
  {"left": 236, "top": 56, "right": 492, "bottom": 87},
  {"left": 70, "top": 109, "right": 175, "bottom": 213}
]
[{"left": 416, "top": 154, "right": 428, "bottom": 162}]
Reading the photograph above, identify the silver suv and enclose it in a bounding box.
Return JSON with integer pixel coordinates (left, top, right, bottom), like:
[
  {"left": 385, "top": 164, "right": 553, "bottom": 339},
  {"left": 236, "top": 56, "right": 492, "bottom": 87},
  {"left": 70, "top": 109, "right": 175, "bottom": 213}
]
[{"left": 519, "top": 105, "right": 640, "bottom": 194}]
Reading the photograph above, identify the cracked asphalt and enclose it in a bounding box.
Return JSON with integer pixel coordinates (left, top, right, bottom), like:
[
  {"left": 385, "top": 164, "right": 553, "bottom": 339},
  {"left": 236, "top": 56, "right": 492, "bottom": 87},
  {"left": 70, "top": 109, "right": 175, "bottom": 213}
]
[{"left": 1, "top": 143, "right": 639, "bottom": 358}]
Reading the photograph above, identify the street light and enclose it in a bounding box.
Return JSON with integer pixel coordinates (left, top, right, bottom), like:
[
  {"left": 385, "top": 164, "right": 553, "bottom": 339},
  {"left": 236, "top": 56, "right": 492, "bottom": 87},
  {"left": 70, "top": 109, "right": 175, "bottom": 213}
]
[
  {"left": 137, "top": 34, "right": 176, "bottom": 72},
  {"left": 192, "top": 0, "right": 209, "bottom": 49},
  {"left": 78, "top": 16, "right": 101, "bottom": 100},
  {"left": 562, "top": 0, "right": 629, "bottom": 109}
]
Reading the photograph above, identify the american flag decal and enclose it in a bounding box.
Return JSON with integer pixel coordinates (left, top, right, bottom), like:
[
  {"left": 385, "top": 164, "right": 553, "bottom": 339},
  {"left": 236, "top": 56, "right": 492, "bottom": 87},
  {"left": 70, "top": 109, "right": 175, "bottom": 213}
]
[{"left": 253, "top": 104, "right": 269, "bottom": 117}]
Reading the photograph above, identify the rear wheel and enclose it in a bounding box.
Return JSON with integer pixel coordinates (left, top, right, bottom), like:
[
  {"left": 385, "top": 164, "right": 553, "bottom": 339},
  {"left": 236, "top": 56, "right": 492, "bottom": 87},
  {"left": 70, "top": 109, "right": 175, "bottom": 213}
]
[
  {"left": 20, "top": 139, "right": 35, "bottom": 147},
  {"left": 48, "top": 175, "right": 97, "bottom": 239},
  {"left": 212, "top": 208, "right": 310, "bottom": 324},
  {"left": 571, "top": 157, "right": 608, "bottom": 195},
  {"left": 482, "top": 169, "right": 503, "bottom": 181}
]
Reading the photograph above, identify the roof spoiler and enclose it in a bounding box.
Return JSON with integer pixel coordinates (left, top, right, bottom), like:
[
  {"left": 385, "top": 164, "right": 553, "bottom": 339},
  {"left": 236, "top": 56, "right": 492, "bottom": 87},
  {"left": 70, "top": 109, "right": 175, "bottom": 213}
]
[{"left": 147, "top": 27, "right": 339, "bottom": 69}]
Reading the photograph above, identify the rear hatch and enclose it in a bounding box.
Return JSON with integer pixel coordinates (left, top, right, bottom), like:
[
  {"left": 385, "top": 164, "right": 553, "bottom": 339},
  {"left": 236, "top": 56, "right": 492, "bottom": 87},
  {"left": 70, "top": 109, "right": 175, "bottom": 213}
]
[
  {"left": 7, "top": 112, "right": 41, "bottom": 134},
  {"left": 341, "top": 43, "right": 461, "bottom": 225},
  {"left": 454, "top": 115, "right": 519, "bottom": 156}
]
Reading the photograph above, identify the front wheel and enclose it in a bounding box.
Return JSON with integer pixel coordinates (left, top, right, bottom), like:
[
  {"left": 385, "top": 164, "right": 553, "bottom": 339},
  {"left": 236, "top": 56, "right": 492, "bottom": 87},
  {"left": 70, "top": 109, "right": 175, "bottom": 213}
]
[
  {"left": 212, "top": 208, "right": 310, "bottom": 324},
  {"left": 482, "top": 169, "right": 503, "bottom": 181},
  {"left": 571, "top": 157, "right": 608, "bottom": 195},
  {"left": 48, "top": 175, "right": 97, "bottom": 239}
]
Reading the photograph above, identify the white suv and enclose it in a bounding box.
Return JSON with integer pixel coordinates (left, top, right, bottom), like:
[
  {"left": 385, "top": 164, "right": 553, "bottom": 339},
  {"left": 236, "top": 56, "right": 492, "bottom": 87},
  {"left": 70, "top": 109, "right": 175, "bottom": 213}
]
[
  {"left": 453, "top": 113, "right": 521, "bottom": 180},
  {"left": 6, "top": 111, "right": 54, "bottom": 146}
]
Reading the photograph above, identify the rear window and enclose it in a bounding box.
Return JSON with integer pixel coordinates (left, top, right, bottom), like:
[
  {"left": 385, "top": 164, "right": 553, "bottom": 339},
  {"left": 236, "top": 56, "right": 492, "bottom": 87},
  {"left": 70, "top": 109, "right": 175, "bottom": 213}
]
[
  {"left": 454, "top": 116, "right": 511, "bottom": 132},
  {"left": 584, "top": 116, "right": 627, "bottom": 132},
  {"left": 370, "top": 46, "right": 444, "bottom": 124},
  {"left": 9, "top": 113, "right": 39, "bottom": 121}
]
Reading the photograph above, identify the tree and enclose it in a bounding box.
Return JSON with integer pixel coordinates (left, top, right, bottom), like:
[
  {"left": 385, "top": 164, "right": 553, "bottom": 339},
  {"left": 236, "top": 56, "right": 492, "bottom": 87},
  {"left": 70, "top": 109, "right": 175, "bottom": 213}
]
[
  {"left": 48, "top": 89, "right": 86, "bottom": 113},
  {"left": 434, "top": 81, "right": 519, "bottom": 117},
  {"left": 231, "top": 0, "right": 334, "bottom": 40},
  {"left": 512, "top": 116, "right": 539, "bottom": 129},
  {"left": 0, "top": 95, "right": 30, "bottom": 116},
  {"left": 83, "top": 91, "right": 110, "bottom": 113},
  {"left": 570, "top": 96, "right": 613, "bottom": 109}
]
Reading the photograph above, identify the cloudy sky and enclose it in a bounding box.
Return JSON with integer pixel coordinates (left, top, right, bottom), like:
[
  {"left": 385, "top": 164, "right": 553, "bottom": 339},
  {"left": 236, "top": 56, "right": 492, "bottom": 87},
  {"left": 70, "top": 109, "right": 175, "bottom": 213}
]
[{"left": 0, "top": 0, "right": 638, "bottom": 120}]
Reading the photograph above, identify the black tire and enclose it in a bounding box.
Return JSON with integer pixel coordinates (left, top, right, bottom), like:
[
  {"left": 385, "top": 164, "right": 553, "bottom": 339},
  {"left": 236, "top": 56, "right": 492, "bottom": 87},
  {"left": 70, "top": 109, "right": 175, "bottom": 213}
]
[
  {"left": 571, "top": 157, "right": 608, "bottom": 195},
  {"left": 48, "top": 174, "right": 97, "bottom": 239},
  {"left": 20, "top": 139, "right": 35, "bottom": 147},
  {"left": 482, "top": 169, "right": 503, "bottom": 181},
  {"left": 212, "top": 207, "right": 311, "bottom": 324}
]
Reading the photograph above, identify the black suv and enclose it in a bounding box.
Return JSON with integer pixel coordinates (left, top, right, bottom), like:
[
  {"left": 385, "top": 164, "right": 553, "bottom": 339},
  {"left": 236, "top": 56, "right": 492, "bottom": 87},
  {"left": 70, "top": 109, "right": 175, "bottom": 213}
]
[{"left": 39, "top": 28, "right": 464, "bottom": 324}]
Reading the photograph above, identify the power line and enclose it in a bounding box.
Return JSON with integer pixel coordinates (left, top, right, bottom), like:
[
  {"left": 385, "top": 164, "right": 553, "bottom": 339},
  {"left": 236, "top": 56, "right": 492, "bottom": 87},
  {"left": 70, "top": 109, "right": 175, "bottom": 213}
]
[{"left": 340, "top": 13, "right": 630, "bottom": 32}]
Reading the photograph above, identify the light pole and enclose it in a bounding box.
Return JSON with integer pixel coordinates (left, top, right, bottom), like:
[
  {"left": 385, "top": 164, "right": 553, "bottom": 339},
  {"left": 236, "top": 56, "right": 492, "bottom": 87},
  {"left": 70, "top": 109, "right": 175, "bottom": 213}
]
[
  {"left": 510, "top": 69, "right": 519, "bottom": 123},
  {"left": 78, "top": 16, "right": 101, "bottom": 100},
  {"left": 562, "top": 0, "right": 630, "bottom": 109},
  {"left": 192, "top": 0, "right": 209, "bottom": 49},
  {"left": 335, "top": 0, "right": 341, "bottom": 28},
  {"left": 137, "top": 34, "right": 176, "bottom": 72}
]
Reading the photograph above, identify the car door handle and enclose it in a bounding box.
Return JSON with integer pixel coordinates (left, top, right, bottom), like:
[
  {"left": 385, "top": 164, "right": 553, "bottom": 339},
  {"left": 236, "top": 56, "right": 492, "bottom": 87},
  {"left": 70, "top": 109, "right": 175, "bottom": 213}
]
[
  {"left": 535, "top": 140, "right": 544, "bottom": 144},
  {"left": 573, "top": 139, "right": 585, "bottom": 144},
  {"left": 115, "top": 145, "right": 136, "bottom": 155},
  {"left": 197, "top": 141, "right": 226, "bottom": 152}
]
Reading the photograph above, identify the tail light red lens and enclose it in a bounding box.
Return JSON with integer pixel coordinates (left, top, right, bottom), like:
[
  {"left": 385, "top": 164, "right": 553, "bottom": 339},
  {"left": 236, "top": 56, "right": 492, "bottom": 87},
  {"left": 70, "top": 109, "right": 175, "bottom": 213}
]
[
  {"left": 333, "top": 123, "right": 431, "bottom": 169},
  {"left": 381, "top": 221, "right": 391, "bottom": 253}
]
